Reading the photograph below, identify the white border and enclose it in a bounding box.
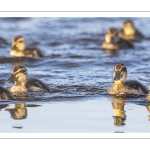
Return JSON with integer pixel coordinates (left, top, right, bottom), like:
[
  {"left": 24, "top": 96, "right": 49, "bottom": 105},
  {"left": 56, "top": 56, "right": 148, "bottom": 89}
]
[
  {"left": 0, "top": 0, "right": 150, "bottom": 11},
  {"left": 0, "top": 12, "right": 150, "bottom": 17},
  {"left": 0, "top": 133, "right": 150, "bottom": 138}
]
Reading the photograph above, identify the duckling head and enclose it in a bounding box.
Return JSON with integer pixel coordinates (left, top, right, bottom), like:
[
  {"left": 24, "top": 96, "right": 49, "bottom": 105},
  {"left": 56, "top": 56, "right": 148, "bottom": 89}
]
[
  {"left": 12, "top": 36, "right": 25, "bottom": 51},
  {"left": 6, "top": 66, "right": 28, "bottom": 85},
  {"left": 113, "top": 64, "right": 127, "bottom": 83},
  {"left": 122, "top": 20, "right": 136, "bottom": 36},
  {"left": 105, "top": 28, "right": 120, "bottom": 43}
]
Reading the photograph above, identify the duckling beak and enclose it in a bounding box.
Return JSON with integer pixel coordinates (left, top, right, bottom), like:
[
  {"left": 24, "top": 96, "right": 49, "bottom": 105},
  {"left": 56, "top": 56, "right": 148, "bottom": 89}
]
[
  {"left": 6, "top": 74, "right": 17, "bottom": 83},
  {"left": 113, "top": 72, "right": 122, "bottom": 81}
]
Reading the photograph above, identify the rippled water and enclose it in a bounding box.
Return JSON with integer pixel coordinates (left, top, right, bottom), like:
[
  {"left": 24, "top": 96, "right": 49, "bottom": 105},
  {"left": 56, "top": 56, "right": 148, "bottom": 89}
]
[{"left": 0, "top": 17, "right": 150, "bottom": 133}]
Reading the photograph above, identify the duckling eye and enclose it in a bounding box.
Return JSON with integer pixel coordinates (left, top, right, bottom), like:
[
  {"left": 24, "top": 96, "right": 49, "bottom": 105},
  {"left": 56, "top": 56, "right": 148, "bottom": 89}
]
[
  {"left": 20, "top": 70, "right": 25, "bottom": 73},
  {"left": 19, "top": 41, "right": 23, "bottom": 43}
]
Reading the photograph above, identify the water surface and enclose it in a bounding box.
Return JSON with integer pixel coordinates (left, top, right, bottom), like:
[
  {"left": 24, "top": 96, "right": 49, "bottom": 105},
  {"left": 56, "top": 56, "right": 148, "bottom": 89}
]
[{"left": 0, "top": 17, "right": 150, "bottom": 133}]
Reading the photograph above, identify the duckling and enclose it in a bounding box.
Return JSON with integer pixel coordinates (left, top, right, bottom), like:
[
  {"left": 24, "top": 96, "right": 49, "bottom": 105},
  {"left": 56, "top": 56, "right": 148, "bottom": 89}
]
[
  {"left": 119, "top": 20, "right": 144, "bottom": 41},
  {"left": 101, "top": 28, "right": 134, "bottom": 50},
  {"left": 108, "top": 63, "right": 148, "bottom": 96},
  {"left": 6, "top": 66, "right": 50, "bottom": 96},
  {"left": 10, "top": 36, "right": 44, "bottom": 57},
  {"left": 0, "top": 86, "right": 13, "bottom": 100}
]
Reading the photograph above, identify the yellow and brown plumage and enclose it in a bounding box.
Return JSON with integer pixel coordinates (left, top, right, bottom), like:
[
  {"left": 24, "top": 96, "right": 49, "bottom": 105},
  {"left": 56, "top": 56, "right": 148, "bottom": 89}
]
[
  {"left": 108, "top": 63, "right": 148, "bottom": 96},
  {"left": 119, "top": 20, "right": 144, "bottom": 41},
  {"left": 5, "top": 104, "right": 27, "bottom": 120},
  {"left": 6, "top": 66, "right": 50, "bottom": 96},
  {"left": 10, "top": 35, "right": 44, "bottom": 57},
  {"left": 101, "top": 28, "right": 134, "bottom": 50}
]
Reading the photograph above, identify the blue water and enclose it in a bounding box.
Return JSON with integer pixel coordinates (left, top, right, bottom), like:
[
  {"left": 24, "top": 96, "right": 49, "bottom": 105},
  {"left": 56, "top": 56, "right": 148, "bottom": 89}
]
[{"left": 0, "top": 17, "right": 150, "bottom": 132}]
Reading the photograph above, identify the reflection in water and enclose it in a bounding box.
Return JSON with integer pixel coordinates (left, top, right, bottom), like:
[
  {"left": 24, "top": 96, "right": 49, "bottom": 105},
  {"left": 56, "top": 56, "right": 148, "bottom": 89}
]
[
  {"left": 114, "top": 131, "right": 124, "bottom": 133},
  {"left": 12, "top": 61, "right": 25, "bottom": 67},
  {"left": 0, "top": 18, "right": 149, "bottom": 132},
  {"left": 12, "top": 126, "right": 23, "bottom": 129},
  {"left": 104, "top": 49, "right": 118, "bottom": 56},
  {"left": 148, "top": 116, "right": 150, "bottom": 121},
  {"left": 110, "top": 96, "right": 126, "bottom": 126},
  {"left": 0, "top": 104, "right": 9, "bottom": 110},
  {"left": 5, "top": 103, "right": 27, "bottom": 120},
  {"left": 146, "top": 105, "right": 150, "bottom": 121}
]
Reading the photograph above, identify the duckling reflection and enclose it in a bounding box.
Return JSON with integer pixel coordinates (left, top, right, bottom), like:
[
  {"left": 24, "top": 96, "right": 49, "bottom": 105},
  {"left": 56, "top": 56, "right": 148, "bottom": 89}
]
[
  {"left": 10, "top": 36, "right": 44, "bottom": 57},
  {"left": 146, "top": 104, "right": 150, "bottom": 121},
  {"left": 101, "top": 28, "right": 134, "bottom": 50},
  {"left": 111, "top": 97, "right": 126, "bottom": 126},
  {"left": 5, "top": 103, "right": 27, "bottom": 120},
  {"left": 108, "top": 63, "right": 148, "bottom": 96},
  {"left": 11, "top": 61, "right": 24, "bottom": 68},
  {"left": 103, "top": 49, "right": 118, "bottom": 56},
  {"left": 6, "top": 66, "right": 50, "bottom": 96},
  {"left": 119, "top": 20, "right": 144, "bottom": 41}
]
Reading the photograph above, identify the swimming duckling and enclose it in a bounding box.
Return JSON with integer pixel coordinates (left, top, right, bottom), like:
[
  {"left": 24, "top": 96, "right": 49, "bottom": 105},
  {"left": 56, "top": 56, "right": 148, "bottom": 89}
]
[
  {"left": 108, "top": 64, "right": 148, "bottom": 96},
  {"left": 0, "top": 86, "right": 13, "bottom": 100},
  {"left": 6, "top": 66, "right": 50, "bottom": 95},
  {"left": 119, "top": 20, "right": 144, "bottom": 41},
  {"left": 10, "top": 36, "right": 44, "bottom": 57},
  {"left": 101, "top": 28, "right": 134, "bottom": 50}
]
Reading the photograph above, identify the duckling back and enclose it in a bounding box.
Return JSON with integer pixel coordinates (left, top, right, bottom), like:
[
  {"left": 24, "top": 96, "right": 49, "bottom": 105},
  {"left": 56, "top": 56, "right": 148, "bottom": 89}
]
[
  {"left": 117, "top": 38, "right": 134, "bottom": 49},
  {"left": 125, "top": 80, "right": 148, "bottom": 94},
  {"left": 24, "top": 47, "right": 44, "bottom": 57},
  {"left": 26, "top": 78, "right": 50, "bottom": 93}
]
